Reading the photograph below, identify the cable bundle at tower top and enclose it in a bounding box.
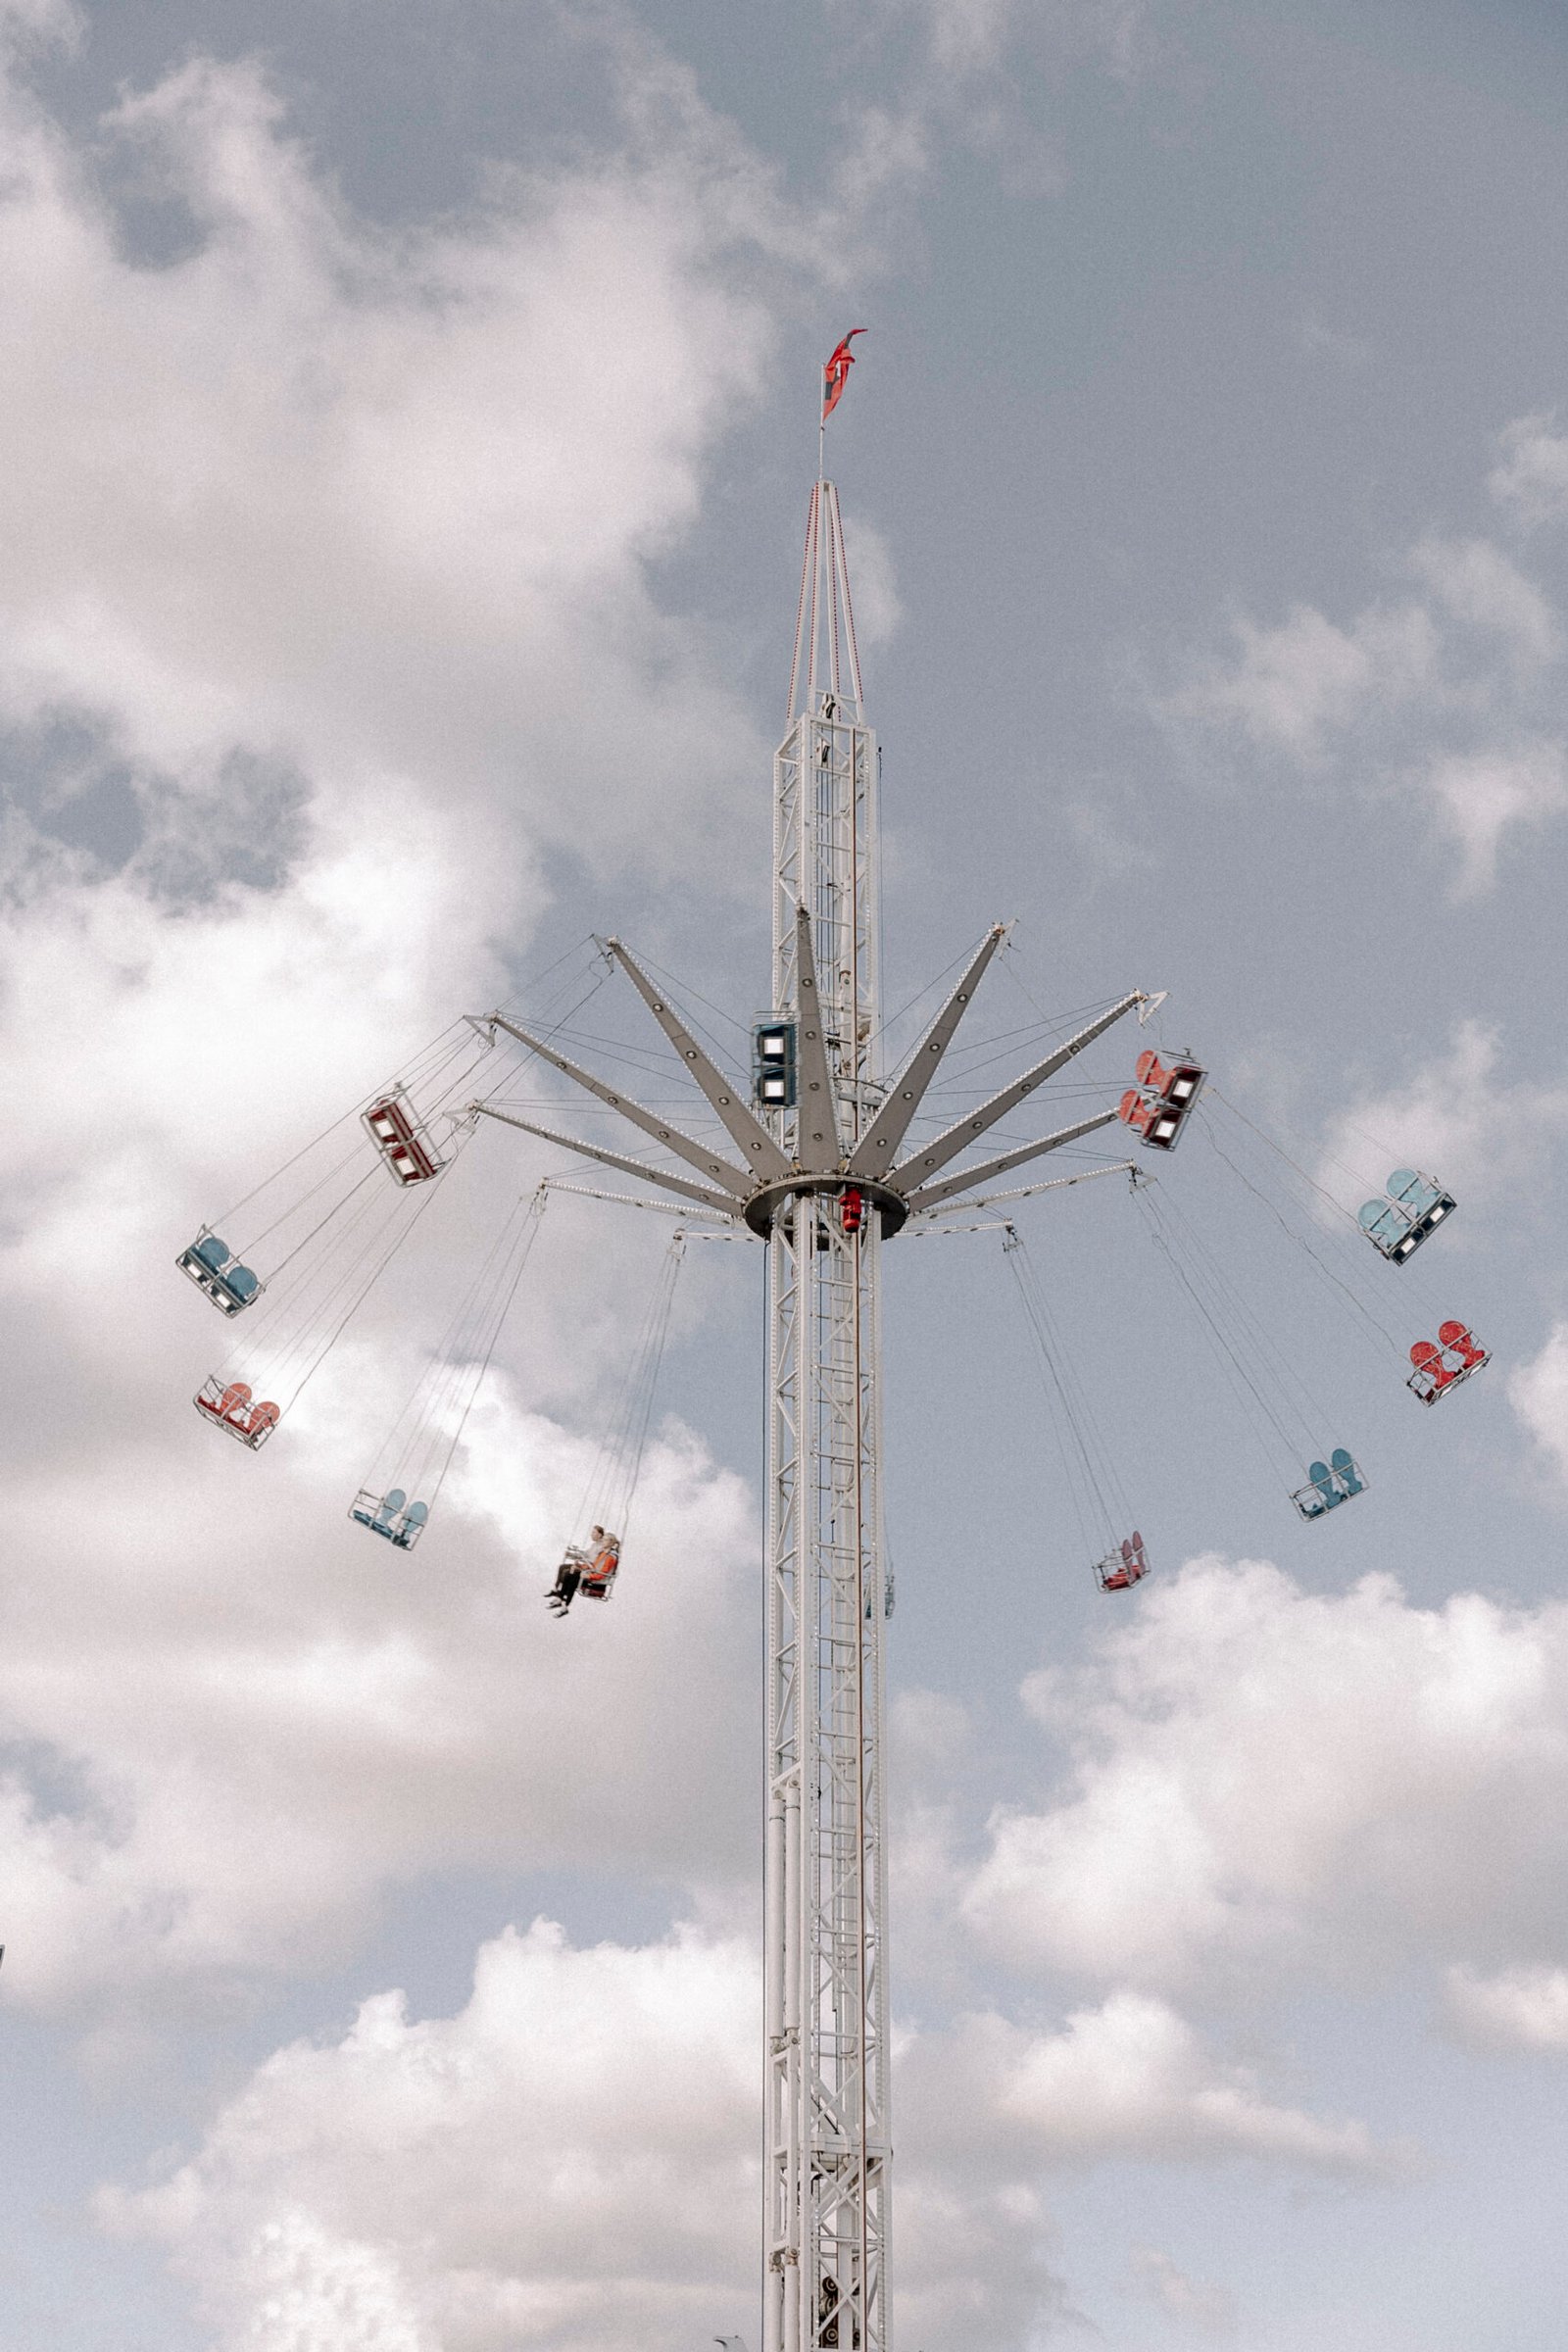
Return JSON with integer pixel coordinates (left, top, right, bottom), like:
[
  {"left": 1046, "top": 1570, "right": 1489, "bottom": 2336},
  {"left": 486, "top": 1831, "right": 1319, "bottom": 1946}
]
[
  {"left": 565, "top": 1227, "right": 687, "bottom": 1552},
  {"left": 350, "top": 1184, "right": 552, "bottom": 1546},
  {"left": 1002, "top": 1222, "right": 1136, "bottom": 1567}
]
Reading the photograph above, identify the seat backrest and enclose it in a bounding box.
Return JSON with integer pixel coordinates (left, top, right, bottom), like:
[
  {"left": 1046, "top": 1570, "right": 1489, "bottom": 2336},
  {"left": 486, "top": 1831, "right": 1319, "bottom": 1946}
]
[
  {"left": 368, "top": 1098, "right": 413, "bottom": 1141},
  {"left": 1389, "top": 1168, "right": 1440, "bottom": 1218},
  {"left": 247, "top": 1400, "right": 280, "bottom": 1435},
  {"left": 403, "top": 1501, "right": 428, "bottom": 1528},
  {"left": 1330, "top": 1446, "right": 1362, "bottom": 1492},
  {"left": 194, "top": 1235, "right": 229, "bottom": 1270},
  {"left": 227, "top": 1264, "right": 260, "bottom": 1301},
  {"left": 1358, "top": 1199, "right": 1407, "bottom": 1248}
]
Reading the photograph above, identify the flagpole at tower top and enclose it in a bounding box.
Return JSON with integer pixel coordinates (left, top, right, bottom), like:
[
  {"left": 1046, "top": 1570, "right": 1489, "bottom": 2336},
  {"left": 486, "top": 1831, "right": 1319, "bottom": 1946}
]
[{"left": 819, "top": 326, "right": 865, "bottom": 482}]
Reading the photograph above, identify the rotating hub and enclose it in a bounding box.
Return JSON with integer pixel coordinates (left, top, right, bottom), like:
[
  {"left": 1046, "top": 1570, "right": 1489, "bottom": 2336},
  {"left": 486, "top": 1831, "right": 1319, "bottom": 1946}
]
[{"left": 741, "top": 1173, "right": 909, "bottom": 1240}]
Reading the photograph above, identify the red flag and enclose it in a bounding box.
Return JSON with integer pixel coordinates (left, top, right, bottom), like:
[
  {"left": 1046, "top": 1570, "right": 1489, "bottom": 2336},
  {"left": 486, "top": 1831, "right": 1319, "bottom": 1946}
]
[{"left": 822, "top": 328, "right": 866, "bottom": 422}]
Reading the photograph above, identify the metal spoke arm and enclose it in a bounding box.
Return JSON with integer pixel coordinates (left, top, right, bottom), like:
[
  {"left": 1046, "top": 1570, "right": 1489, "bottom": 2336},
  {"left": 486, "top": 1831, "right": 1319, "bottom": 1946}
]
[
  {"left": 604, "top": 938, "right": 792, "bottom": 1184},
  {"left": 886, "top": 987, "right": 1148, "bottom": 1194},
  {"left": 899, "top": 1108, "right": 1121, "bottom": 1214},
  {"left": 910, "top": 1158, "right": 1140, "bottom": 1214},
  {"left": 540, "top": 1180, "right": 738, "bottom": 1222},
  {"left": 479, "top": 1012, "right": 752, "bottom": 1200},
  {"left": 846, "top": 922, "right": 1007, "bottom": 1181},
  {"left": 468, "top": 1102, "right": 742, "bottom": 1218},
  {"left": 792, "top": 903, "right": 842, "bottom": 1172}
]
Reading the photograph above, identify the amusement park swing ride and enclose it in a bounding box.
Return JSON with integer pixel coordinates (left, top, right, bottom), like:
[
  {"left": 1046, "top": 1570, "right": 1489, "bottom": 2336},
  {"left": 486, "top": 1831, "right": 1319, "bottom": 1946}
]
[{"left": 176, "top": 331, "right": 1494, "bottom": 2352}]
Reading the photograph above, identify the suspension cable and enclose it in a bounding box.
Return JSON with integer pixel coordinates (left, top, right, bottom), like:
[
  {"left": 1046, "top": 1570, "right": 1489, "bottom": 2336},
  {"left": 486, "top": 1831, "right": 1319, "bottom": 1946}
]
[{"left": 1002, "top": 1224, "right": 1129, "bottom": 1558}]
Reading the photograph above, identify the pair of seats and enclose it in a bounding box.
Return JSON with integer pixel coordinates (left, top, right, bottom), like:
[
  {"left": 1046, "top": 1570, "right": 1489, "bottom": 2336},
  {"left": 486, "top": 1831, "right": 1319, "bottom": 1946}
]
[
  {"left": 195, "top": 1380, "right": 279, "bottom": 1447},
  {"left": 1293, "top": 1450, "right": 1366, "bottom": 1519},
  {"left": 1357, "top": 1169, "right": 1455, "bottom": 1262},
  {"left": 350, "top": 1489, "right": 430, "bottom": 1547},
  {"left": 363, "top": 1094, "right": 444, "bottom": 1186},
  {"left": 1408, "top": 1322, "right": 1489, "bottom": 1404},
  {"left": 178, "top": 1232, "right": 261, "bottom": 1315},
  {"left": 1096, "top": 1531, "right": 1150, "bottom": 1592},
  {"left": 1118, "top": 1051, "right": 1205, "bottom": 1152}
]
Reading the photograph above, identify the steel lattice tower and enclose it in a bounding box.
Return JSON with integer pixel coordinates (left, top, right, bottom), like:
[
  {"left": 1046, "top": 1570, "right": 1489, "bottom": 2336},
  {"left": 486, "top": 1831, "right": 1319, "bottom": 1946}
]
[
  {"left": 763, "top": 479, "right": 889, "bottom": 2352},
  {"left": 470, "top": 450, "right": 1152, "bottom": 2352}
]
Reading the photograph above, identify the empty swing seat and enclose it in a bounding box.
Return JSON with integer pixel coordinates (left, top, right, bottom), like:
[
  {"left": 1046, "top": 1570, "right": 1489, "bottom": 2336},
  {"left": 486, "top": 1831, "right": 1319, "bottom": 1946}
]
[
  {"left": 1357, "top": 1168, "right": 1455, "bottom": 1263},
  {"left": 363, "top": 1094, "right": 445, "bottom": 1187},
  {"left": 349, "top": 1489, "right": 430, "bottom": 1548},
  {"left": 1117, "top": 1051, "right": 1206, "bottom": 1151},
  {"left": 1095, "top": 1531, "right": 1151, "bottom": 1592},
  {"left": 1292, "top": 1449, "right": 1366, "bottom": 1520},
  {"left": 177, "top": 1231, "right": 263, "bottom": 1315},
  {"left": 1407, "top": 1322, "right": 1490, "bottom": 1404},
  {"left": 195, "top": 1375, "right": 281, "bottom": 1449}
]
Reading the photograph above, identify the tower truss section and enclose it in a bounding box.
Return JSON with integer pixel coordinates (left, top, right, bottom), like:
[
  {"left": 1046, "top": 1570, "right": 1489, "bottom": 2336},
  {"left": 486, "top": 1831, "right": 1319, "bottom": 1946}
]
[{"left": 765, "top": 474, "right": 889, "bottom": 2352}]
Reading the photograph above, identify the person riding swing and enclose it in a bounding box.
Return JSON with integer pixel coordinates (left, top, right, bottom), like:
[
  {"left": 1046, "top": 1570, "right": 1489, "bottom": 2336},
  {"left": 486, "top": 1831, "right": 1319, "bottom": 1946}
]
[{"left": 546, "top": 1526, "right": 620, "bottom": 1617}]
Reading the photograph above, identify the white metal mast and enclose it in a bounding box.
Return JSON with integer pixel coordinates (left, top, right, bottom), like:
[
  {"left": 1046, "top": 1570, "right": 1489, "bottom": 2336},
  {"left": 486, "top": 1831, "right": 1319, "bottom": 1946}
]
[
  {"left": 466, "top": 365, "right": 1157, "bottom": 2351},
  {"left": 763, "top": 478, "right": 888, "bottom": 2352}
]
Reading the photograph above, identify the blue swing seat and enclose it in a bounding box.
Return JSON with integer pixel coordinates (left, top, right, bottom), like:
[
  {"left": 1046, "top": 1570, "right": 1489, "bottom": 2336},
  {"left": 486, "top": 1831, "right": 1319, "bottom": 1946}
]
[
  {"left": 350, "top": 1489, "right": 430, "bottom": 1549},
  {"left": 1292, "top": 1448, "right": 1366, "bottom": 1520},
  {"left": 1356, "top": 1168, "right": 1455, "bottom": 1263},
  {"left": 178, "top": 1230, "right": 263, "bottom": 1314}
]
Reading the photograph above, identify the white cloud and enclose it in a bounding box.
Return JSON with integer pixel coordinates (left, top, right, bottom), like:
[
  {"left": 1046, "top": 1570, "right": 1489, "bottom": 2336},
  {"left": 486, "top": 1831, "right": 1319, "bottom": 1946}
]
[
  {"left": 0, "top": 1384, "right": 758, "bottom": 2014},
  {"left": 1409, "top": 537, "right": 1559, "bottom": 667},
  {"left": 1293, "top": 311, "right": 1372, "bottom": 368},
  {"left": 0, "top": 43, "right": 781, "bottom": 884},
  {"left": 1508, "top": 1322, "right": 1568, "bottom": 1491},
  {"left": 1444, "top": 1962, "right": 1568, "bottom": 2054},
  {"left": 1167, "top": 550, "right": 1558, "bottom": 823},
  {"left": 1165, "top": 599, "right": 1436, "bottom": 760},
  {"left": 1132, "top": 2245, "right": 1238, "bottom": 2335},
  {"left": 840, "top": 512, "right": 903, "bottom": 650},
  {"left": 963, "top": 1558, "right": 1568, "bottom": 1996},
  {"left": 1316, "top": 1018, "right": 1568, "bottom": 1207},
  {"left": 100, "top": 1920, "right": 761, "bottom": 2352},
  {"left": 0, "top": 0, "right": 74, "bottom": 47},
  {"left": 1162, "top": 457, "right": 1568, "bottom": 884},
  {"left": 870, "top": 0, "right": 1149, "bottom": 79},
  {"left": 922, "top": 0, "right": 1018, "bottom": 74},
  {"left": 1490, "top": 412, "right": 1568, "bottom": 525},
  {"left": 905, "top": 1990, "right": 1394, "bottom": 2174},
  {"left": 1421, "top": 739, "right": 1568, "bottom": 892}
]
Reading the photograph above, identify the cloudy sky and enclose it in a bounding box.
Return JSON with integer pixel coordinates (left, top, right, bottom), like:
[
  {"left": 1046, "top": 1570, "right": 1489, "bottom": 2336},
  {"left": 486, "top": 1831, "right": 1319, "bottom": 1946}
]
[{"left": 6, "top": 0, "right": 1568, "bottom": 2345}]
